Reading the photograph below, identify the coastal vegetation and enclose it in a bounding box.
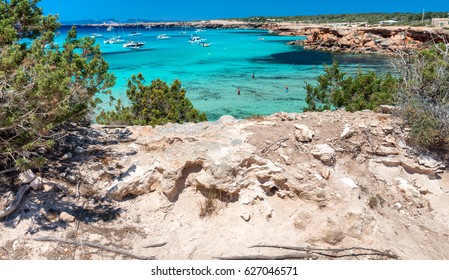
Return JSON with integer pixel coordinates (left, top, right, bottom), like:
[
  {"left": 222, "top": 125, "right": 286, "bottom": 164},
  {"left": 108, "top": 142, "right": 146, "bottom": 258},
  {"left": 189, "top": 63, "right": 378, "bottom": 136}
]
[
  {"left": 304, "top": 46, "right": 449, "bottom": 151},
  {"left": 244, "top": 12, "right": 448, "bottom": 26},
  {"left": 0, "top": 0, "right": 115, "bottom": 169},
  {"left": 1, "top": 0, "right": 447, "bottom": 174},
  {"left": 303, "top": 58, "right": 397, "bottom": 112},
  {"left": 96, "top": 74, "right": 207, "bottom": 126},
  {"left": 394, "top": 44, "right": 449, "bottom": 149},
  {"left": 0, "top": 0, "right": 205, "bottom": 171}
]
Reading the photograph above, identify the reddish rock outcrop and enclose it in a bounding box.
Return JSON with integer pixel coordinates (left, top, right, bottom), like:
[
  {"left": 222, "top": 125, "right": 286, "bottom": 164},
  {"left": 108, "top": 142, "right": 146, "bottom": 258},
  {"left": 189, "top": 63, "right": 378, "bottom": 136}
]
[{"left": 286, "top": 26, "right": 449, "bottom": 54}]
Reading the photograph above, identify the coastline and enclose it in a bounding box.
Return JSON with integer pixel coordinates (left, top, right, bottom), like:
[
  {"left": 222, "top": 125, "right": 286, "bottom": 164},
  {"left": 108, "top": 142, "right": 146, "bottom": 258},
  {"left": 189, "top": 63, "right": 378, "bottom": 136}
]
[{"left": 81, "top": 20, "right": 449, "bottom": 55}]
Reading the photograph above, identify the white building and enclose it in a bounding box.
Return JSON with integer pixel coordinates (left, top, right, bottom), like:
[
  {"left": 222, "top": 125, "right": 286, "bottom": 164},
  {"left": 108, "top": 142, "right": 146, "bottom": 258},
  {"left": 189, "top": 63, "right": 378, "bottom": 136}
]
[
  {"left": 432, "top": 18, "right": 449, "bottom": 28},
  {"left": 379, "top": 20, "right": 399, "bottom": 25}
]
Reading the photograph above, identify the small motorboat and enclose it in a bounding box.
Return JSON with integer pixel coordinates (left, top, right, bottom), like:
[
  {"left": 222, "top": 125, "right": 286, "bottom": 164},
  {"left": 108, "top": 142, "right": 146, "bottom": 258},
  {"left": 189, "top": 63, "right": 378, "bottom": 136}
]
[
  {"left": 104, "top": 36, "right": 126, "bottom": 44},
  {"left": 189, "top": 36, "right": 206, "bottom": 44},
  {"left": 157, "top": 34, "right": 170, "bottom": 40},
  {"left": 123, "top": 41, "right": 146, "bottom": 48},
  {"left": 128, "top": 31, "right": 142, "bottom": 37}
]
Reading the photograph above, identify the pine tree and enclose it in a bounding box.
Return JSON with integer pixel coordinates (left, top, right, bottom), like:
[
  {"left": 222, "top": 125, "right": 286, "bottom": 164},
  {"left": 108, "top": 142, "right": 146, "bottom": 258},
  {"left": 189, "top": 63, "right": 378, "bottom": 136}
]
[{"left": 0, "top": 0, "right": 115, "bottom": 169}]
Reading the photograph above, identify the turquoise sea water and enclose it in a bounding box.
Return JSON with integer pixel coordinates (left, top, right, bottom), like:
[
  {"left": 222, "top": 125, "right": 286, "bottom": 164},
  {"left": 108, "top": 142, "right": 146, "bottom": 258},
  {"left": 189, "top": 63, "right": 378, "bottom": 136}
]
[{"left": 57, "top": 26, "right": 391, "bottom": 121}]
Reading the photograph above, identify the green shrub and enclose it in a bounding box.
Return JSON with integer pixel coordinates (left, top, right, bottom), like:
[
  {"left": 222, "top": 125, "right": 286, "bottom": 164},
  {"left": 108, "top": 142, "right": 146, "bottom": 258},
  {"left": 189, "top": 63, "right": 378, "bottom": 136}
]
[
  {"left": 394, "top": 44, "right": 449, "bottom": 150},
  {"left": 304, "top": 58, "right": 397, "bottom": 112},
  {"left": 0, "top": 0, "right": 115, "bottom": 168},
  {"left": 96, "top": 74, "right": 207, "bottom": 126}
]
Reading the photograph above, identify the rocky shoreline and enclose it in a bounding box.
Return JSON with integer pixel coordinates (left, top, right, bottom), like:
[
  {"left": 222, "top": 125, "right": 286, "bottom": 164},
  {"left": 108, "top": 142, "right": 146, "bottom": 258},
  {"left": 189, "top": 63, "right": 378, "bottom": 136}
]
[
  {"left": 286, "top": 26, "right": 449, "bottom": 55},
  {"left": 84, "top": 20, "right": 449, "bottom": 55},
  {"left": 1, "top": 110, "right": 449, "bottom": 259}
]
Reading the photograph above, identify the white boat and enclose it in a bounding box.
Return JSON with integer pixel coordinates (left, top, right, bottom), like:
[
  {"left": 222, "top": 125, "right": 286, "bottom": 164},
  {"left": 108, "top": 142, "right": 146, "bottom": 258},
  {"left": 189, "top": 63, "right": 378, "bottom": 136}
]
[
  {"left": 195, "top": 28, "right": 206, "bottom": 33},
  {"left": 128, "top": 25, "right": 142, "bottom": 37},
  {"left": 201, "top": 42, "right": 210, "bottom": 47},
  {"left": 189, "top": 36, "right": 206, "bottom": 44},
  {"left": 128, "top": 31, "right": 141, "bottom": 37},
  {"left": 258, "top": 37, "right": 265, "bottom": 41},
  {"left": 107, "top": 26, "right": 115, "bottom": 32},
  {"left": 104, "top": 36, "right": 126, "bottom": 44},
  {"left": 157, "top": 34, "right": 170, "bottom": 39},
  {"left": 91, "top": 32, "right": 104, "bottom": 39},
  {"left": 123, "top": 41, "right": 146, "bottom": 48},
  {"left": 145, "top": 26, "right": 152, "bottom": 30}
]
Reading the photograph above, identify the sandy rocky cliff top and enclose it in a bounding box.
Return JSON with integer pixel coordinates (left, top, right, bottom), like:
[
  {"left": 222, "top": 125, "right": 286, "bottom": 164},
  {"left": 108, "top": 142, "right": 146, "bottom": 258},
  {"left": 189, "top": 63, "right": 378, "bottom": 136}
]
[{"left": 1, "top": 109, "right": 449, "bottom": 260}]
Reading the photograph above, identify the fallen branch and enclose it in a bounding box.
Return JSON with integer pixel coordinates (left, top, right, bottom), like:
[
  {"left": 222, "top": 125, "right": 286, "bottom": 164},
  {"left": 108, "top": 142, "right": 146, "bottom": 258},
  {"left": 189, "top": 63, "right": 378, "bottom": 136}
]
[
  {"left": 262, "top": 138, "right": 289, "bottom": 154},
  {"left": 216, "top": 253, "right": 313, "bottom": 260},
  {"left": 98, "top": 125, "right": 128, "bottom": 129},
  {"left": 0, "top": 184, "right": 31, "bottom": 219},
  {"left": 142, "top": 242, "right": 167, "bottom": 248},
  {"left": 0, "top": 167, "right": 19, "bottom": 175},
  {"left": 34, "top": 236, "right": 155, "bottom": 260},
  {"left": 250, "top": 245, "right": 398, "bottom": 260}
]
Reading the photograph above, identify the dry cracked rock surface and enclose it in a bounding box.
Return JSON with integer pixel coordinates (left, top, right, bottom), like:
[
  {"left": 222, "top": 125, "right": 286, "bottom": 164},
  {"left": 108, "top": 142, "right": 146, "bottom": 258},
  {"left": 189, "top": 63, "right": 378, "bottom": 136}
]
[{"left": 1, "top": 110, "right": 449, "bottom": 260}]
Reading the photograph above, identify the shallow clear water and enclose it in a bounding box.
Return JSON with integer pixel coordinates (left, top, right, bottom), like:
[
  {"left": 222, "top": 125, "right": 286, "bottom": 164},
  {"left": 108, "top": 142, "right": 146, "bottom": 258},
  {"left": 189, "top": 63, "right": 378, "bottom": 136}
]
[{"left": 57, "top": 26, "right": 392, "bottom": 120}]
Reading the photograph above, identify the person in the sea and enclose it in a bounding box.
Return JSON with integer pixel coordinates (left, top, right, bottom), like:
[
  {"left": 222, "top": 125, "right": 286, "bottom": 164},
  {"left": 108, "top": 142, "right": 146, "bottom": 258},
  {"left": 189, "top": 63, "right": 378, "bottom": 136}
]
[
  {"left": 252, "top": 73, "right": 255, "bottom": 79},
  {"left": 285, "top": 85, "right": 289, "bottom": 93},
  {"left": 237, "top": 87, "right": 241, "bottom": 95}
]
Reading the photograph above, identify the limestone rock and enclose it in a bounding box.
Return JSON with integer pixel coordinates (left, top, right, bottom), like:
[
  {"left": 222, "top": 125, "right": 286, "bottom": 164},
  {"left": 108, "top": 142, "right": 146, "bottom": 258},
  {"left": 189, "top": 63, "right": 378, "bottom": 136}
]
[
  {"left": 311, "top": 144, "right": 336, "bottom": 166},
  {"left": 382, "top": 126, "right": 394, "bottom": 134},
  {"left": 321, "top": 169, "right": 331, "bottom": 180},
  {"left": 74, "top": 146, "right": 85, "bottom": 154},
  {"left": 294, "top": 124, "right": 314, "bottom": 142},
  {"left": 395, "top": 177, "right": 423, "bottom": 207},
  {"left": 375, "top": 145, "right": 399, "bottom": 156},
  {"left": 379, "top": 105, "right": 397, "bottom": 114},
  {"left": 341, "top": 177, "right": 358, "bottom": 189},
  {"left": 61, "top": 152, "right": 73, "bottom": 160},
  {"left": 30, "top": 177, "right": 43, "bottom": 190},
  {"left": 259, "top": 121, "right": 276, "bottom": 127},
  {"left": 18, "top": 170, "right": 36, "bottom": 184},
  {"left": 59, "top": 212, "right": 76, "bottom": 223},
  {"left": 417, "top": 156, "right": 445, "bottom": 172},
  {"left": 394, "top": 202, "right": 403, "bottom": 210},
  {"left": 340, "top": 124, "right": 353, "bottom": 139},
  {"left": 322, "top": 219, "right": 345, "bottom": 245},
  {"left": 278, "top": 149, "right": 291, "bottom": 165},
  {"left": 107, "top": 164, "right": 160, "bottom": 201}
]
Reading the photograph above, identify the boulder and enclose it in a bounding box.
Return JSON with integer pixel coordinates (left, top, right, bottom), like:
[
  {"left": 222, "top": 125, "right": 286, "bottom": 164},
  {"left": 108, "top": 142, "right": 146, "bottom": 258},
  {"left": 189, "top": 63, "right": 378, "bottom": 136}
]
[
  {"left": 311, "top": 144, "right": 336, "bottom": 166},
  {"left": 294, "top": 124, "right": 314, "bottom": 142},
  {"left": 59, "top": 212, "right": 76, "bottom": 223},
  {"left": 340, "top": 124, "right": 353, "bottom": 139},
  {"left": 375, "top": 145, "right": 399, "bottom": 156},
  {"left": 18, "top": 170, "right": 36, "bottom": 184}
]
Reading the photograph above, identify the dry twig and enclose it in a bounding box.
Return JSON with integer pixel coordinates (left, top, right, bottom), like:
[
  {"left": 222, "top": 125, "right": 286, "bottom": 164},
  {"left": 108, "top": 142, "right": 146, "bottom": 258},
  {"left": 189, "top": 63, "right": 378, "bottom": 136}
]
[
  {"left": 0, "top": 184, "right": 31, "bottom": 219},
  {"left": 250, "top": 245, "right": 398, "bottom": 259},
  {"left": 142, "top": 242, "right": 167, "bottom": 248},
  {"left": 216, "top": 253, "right": 312, "bottom": 260},
  {"left": 262, "top": 138, "right": 289, "bottom": 154},
  {"left": 34, "top": 236, "right": 155, "bottom": 260}
]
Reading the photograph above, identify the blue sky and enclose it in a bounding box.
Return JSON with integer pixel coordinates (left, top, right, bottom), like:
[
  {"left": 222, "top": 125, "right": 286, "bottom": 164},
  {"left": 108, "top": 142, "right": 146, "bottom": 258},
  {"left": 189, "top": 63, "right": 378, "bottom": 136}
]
[{"left": 40, "top": 0, "right": 448, "bottom": 22}]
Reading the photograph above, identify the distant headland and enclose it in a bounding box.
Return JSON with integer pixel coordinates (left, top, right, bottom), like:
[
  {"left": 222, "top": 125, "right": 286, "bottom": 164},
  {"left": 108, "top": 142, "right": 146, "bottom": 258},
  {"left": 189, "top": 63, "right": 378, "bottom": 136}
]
[{"left": 78, "top": 16, "right": 449, "bottom": 55}]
